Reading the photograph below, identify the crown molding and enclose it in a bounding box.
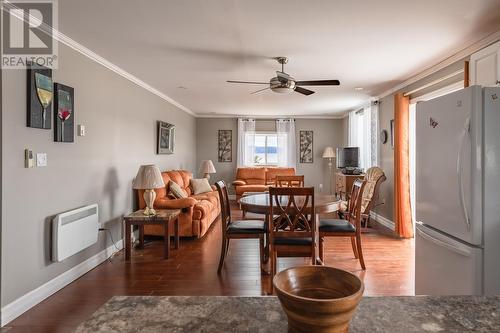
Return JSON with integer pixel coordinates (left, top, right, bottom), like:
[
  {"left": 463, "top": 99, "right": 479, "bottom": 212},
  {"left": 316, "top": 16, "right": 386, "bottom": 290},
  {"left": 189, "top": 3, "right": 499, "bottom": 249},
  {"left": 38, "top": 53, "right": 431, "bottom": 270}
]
[
  {"left": 1, "top": 1, "right": 195, "bottom": 116},
  {"left": 195, "top": 114, "right": 346, "bottom": 120},
  {"left": 376, "top": 30, "right": 500, "bottom": 99}
]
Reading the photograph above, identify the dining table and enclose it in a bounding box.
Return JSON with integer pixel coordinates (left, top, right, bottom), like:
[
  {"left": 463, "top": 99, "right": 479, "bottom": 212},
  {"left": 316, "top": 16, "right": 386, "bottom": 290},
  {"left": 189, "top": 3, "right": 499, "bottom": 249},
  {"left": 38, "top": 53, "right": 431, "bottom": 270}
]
[
  {"left": 239, "top": 192, "right": 341, "bottom": 267},
  {"left": 239, "top": 192, "right": 341, "bottom": 215}
]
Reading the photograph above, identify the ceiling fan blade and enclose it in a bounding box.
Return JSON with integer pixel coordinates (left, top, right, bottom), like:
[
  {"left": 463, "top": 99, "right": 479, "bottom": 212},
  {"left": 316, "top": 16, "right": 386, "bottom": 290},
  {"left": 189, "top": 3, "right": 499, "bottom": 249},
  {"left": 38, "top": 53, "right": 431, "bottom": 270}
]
[
  {"left": 251, "top": 87, "right": 270, "bottom": 94},
  {"left": 276, "top": 71, "right": 290, "bottom": 83},
  {"left": 294, "top": 86, "right": 315, "bottom": 96},
  {"left": 296, "top": 79, "right": 340, "bottom": 86},
  {"left": 227, "top": 80, "right": 269, "bottom": 84}
]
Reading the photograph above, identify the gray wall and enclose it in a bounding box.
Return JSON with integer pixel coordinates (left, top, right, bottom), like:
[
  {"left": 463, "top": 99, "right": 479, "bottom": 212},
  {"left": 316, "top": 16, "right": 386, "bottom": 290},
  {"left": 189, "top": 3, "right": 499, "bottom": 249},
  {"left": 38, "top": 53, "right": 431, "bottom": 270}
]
[
  {"left": 1, "top": 44, "right": 196, "bottom": 306},
  {"left": 196, "top": 118, "right": 237, "bottom": 191},
  {"left": 295, "top": 119, "right": 344, "bottom": 193},
  {"left": 196, "top": 118, "right": 345, "bottom": 194}
]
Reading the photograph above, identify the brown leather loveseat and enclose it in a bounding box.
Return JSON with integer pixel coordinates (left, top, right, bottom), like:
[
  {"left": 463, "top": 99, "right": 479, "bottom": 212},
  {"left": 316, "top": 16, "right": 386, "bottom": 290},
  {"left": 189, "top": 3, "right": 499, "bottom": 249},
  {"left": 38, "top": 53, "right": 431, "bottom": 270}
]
[
  {"left": 232, "top": 167, "right": 296, "bottom": 201},
  {"left": 138, "top": 170, "right": 220, "bottom": 238}
]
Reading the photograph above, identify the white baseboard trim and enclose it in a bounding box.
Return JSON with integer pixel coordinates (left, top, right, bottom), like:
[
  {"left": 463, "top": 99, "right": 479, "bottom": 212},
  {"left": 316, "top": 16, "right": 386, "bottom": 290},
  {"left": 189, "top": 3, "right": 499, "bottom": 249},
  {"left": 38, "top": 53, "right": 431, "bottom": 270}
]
[
  {"left": 370, "top": 212, "right": 395, "bottom": 231},
  {"left": 1, "top": 240, "right": 123, "bottom": 327}
]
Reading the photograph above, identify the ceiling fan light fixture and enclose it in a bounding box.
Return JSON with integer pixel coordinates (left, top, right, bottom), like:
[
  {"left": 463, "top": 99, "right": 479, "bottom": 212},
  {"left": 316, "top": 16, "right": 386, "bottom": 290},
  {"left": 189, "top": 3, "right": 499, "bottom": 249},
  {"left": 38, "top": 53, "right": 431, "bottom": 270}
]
[{"left": 270, "top": 77, "right": 295, "bottom": 93}]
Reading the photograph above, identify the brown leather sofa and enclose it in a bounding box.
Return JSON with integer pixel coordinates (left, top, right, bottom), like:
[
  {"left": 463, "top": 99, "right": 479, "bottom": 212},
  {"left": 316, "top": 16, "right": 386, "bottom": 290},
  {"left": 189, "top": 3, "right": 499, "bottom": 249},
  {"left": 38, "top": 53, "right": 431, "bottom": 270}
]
[
  {"left": 138, "top": 170, "right": 220, "bottom": 238},
  {"left": 232, "top": 167, "right": 296, "bottom": 201}
]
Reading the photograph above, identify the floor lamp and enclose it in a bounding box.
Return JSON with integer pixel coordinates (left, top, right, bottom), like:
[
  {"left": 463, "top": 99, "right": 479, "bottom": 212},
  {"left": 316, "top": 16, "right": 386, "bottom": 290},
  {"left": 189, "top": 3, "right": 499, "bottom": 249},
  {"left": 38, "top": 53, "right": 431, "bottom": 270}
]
[{"left": 322, "top": 147, "right": 336, "bottom": 195}]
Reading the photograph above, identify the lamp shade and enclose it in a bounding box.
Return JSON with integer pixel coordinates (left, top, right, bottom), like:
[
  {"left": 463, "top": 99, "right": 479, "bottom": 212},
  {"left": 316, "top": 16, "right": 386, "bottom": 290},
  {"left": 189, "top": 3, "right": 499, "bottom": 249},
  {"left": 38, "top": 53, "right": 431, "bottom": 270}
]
[
  {"left": 200, "top": 160, "right": 216, "bottom": 174},
  {"left": 132, "top": 165, "right": 165, "bottom": 189},
  {"left": 322, "top": 146, "right": 336, "bottom": 158}
]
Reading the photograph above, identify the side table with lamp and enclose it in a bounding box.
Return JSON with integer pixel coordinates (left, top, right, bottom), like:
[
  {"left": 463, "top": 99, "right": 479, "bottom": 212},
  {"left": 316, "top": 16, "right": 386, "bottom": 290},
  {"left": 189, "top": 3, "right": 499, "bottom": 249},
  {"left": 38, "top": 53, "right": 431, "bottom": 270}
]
[{"left": 126, "top": 165, "right": 181, "bottom": 260}]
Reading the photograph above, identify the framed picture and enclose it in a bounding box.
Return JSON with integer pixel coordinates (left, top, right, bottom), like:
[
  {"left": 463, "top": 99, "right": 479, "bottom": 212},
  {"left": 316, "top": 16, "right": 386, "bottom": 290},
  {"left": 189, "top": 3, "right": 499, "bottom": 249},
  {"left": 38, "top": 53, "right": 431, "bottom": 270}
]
[
  {"left": 299, "top": 130, "right": 313, "bottom": 163},
  {"left": 27, "top": 63, "right": 53, "bottom": 129},
  {"left": 218, "top": 130, "right": 232, "bottom": 162},
  {"left": 53, "top": 83, "right": 74, "bottom": 142},
  {"left": 390, "top": 119, "right": 395, "bottom": 149},
  {"left": 157, "top": 121, "right": 175, "bottom": 154}
]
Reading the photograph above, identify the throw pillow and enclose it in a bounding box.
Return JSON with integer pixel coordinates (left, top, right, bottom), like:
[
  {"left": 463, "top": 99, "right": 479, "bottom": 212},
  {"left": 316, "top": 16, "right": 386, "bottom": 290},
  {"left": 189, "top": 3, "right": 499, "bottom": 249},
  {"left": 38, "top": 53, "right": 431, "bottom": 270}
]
[
  {"left": 169, "top": 181, "right": 187, "bottom": 199},
  {"left": 190, "top": 178, "right": 213, "bottom": 195}
]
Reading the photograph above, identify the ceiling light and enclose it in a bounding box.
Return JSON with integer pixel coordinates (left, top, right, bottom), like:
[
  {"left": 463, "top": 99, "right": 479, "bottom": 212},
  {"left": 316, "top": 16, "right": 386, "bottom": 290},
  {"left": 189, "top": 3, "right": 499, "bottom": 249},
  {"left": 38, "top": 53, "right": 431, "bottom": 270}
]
[{"left": 354, "top": 87, "right": 363, "bottom": 91}]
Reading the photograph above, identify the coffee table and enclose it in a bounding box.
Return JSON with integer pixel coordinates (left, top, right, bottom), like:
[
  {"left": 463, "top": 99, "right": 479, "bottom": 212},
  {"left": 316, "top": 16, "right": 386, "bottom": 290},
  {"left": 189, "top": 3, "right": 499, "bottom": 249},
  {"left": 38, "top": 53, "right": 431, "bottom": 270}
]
[{"left": 123, "top": 209, "right": 181, "bottom": 260}]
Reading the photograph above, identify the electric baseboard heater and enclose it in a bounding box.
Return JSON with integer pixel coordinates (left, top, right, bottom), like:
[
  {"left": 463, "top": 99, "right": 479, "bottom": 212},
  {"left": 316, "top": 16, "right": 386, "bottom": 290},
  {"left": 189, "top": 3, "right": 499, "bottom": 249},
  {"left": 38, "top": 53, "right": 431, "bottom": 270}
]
[{"left": 52, "top": 204, "right": 99, "bottom": 262}]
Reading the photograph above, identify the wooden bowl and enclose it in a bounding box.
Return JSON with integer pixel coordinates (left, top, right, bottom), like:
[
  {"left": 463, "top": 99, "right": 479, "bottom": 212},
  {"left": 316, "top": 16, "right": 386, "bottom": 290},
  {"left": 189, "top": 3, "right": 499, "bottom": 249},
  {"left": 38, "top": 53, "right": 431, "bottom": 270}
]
[{"left": 273, "top": 266, "right": 364, "bottom": 333}]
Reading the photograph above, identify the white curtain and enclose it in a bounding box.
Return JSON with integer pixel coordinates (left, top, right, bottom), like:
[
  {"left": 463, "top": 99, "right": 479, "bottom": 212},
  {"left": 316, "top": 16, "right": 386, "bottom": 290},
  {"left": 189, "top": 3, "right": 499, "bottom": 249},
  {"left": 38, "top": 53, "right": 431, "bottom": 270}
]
[
  {"left": 276, "top": 119, "right": 296, "bottom": 168},
  {"left": 348, "top": 106, "right": 372, "bottom": 170},
  {"left": 237, "top": 118, "right": 256, "bottom": 167}
]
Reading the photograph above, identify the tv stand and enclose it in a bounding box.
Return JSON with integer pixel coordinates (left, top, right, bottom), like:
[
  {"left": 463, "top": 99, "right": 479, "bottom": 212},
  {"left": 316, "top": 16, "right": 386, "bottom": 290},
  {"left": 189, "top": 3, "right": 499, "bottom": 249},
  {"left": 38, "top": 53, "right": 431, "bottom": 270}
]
[{"left": 335, "top": 172, "right": 365, "bottom": 199}]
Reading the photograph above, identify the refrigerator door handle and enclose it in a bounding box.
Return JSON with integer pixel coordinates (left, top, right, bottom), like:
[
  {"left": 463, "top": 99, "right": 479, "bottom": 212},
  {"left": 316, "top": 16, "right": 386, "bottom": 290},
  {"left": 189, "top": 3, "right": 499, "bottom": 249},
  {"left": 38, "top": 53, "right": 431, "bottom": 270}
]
[
  {"left": 457, "top": 116, "right": 471, "bottom": 231},
  {"left": 416, "top": 224, "right": 471, "bottom": 257}
]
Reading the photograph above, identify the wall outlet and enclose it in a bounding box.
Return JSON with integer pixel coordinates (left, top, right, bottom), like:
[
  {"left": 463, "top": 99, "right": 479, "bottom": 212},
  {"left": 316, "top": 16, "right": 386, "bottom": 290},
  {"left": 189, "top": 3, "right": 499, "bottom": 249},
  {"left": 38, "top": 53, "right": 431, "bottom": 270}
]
[
  {"left": 36, "top": 153, "right": 47, "bottom": 167},
  {"left": 25, "top": 149, "right": 34, "bottom": 168}
]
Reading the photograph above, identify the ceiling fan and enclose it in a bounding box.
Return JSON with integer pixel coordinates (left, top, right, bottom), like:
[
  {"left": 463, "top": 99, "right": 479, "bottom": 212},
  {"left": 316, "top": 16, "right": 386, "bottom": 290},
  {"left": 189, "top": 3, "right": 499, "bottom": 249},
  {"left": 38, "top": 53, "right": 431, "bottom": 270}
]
[{"left": 227, "top": 57, "right": 340, "bottom": 96}]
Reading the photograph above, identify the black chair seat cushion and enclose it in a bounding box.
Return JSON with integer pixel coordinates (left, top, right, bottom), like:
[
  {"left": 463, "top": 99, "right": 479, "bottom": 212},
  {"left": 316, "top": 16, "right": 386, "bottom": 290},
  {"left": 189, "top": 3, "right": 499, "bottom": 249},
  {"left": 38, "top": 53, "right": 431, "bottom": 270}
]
[
  {"left": 273, "top": 237, "right": 313, "bottom": 246},
  {"left": 319, "top": 219, "right": 356, "bottom": 233},
  {"left": 227, "top": 220, "right": 265, "bottom": 234}
]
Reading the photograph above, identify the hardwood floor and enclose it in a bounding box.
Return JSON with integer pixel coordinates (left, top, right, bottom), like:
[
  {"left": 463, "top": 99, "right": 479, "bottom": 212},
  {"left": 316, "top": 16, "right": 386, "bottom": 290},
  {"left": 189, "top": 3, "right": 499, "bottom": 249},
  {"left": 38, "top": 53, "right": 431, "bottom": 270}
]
[{"left": 4, "top": 204, "right": 414, "bottom": 332}]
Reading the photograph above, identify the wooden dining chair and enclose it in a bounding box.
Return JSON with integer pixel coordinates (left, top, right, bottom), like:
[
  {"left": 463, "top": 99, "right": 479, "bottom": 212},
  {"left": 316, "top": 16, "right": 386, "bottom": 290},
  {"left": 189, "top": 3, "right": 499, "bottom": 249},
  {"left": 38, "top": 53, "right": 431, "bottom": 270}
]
[
  {"left": 319, "top": 179, "right": 367, "bottom": 269},
  {"left": 275, "top": 175, "right": 305, "bottom": 188},
  {"left": 215, "top": 181, "right": 267, "bottom": 274},
  {"left": 268, "top": 186, "right": 316, "bottom": 279}
]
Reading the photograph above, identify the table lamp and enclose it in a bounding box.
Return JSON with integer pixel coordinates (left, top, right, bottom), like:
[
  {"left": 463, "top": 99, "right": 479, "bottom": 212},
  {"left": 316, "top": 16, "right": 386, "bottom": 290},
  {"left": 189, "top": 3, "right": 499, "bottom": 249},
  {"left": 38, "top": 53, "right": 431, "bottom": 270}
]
[
  {"left": 322, "top": 147, "right": 336, "bottom": 194},
  {"left": 200, "top": 160, "right": 216, "bottom": 180},
  {"left": 132, "top": 165, "right": 165, "bottom": 215}
]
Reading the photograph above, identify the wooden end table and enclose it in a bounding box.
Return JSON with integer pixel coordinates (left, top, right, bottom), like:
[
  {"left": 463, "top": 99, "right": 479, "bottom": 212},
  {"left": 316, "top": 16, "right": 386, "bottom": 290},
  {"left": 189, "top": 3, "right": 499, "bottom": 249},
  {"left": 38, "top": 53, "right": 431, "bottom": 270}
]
[{"left": 123, "top": 209, "right": 181, "bottom": 260}]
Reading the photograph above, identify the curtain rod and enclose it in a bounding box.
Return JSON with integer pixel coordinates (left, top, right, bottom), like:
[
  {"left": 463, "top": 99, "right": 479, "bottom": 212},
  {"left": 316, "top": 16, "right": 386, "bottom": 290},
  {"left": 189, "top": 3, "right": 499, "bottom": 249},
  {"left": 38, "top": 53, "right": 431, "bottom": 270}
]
[
  {"left": 403, "top": 69, "right": 464, "bottom": 97},
  {"left": 239, "top": 118, "right": 295, "bottom": 121}
]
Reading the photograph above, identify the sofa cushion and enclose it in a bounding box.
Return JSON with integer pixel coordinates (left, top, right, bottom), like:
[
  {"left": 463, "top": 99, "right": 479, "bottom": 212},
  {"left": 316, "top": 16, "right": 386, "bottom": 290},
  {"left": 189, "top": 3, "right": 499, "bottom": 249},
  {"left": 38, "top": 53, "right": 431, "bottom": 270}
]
[
  {"left": 235, "top": 184, "right": 268, "bottom": 195},
  {"left": 169, "top": 180, "right": 187, "bottom": 199},
  {"left": 236, "top": 168, "right": 266, "bottom": 185},
  {"left": 165, "top": 170, "right": 193, "bottom": 196},
  {"left": 190, "top": 178, "right": 212, "bottom": 195}
]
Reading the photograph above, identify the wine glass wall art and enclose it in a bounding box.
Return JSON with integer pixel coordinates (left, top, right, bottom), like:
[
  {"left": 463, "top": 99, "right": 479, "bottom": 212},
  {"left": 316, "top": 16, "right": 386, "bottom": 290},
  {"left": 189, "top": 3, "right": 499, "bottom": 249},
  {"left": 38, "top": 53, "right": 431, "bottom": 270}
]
[
  {"left": 53, "top": 83, "right": 74, "bottom": 143},
  {"left": 27, "top": 63, "right": 53, "bottom": 129}
]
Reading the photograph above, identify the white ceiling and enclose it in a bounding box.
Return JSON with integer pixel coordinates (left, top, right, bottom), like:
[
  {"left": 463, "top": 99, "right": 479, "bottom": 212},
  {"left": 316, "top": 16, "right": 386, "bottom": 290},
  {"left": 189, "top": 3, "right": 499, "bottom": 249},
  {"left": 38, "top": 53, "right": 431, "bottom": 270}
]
[{"left": 58, "top": 0, "right": 500, "bottom": 117}]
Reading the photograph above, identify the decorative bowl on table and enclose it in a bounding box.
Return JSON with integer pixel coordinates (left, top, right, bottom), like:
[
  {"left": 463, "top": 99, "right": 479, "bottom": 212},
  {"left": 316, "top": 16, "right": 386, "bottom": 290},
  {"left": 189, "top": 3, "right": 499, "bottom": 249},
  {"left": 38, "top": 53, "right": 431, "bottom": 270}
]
[{"left": 273, "top": 266, "right": 364, "bottom": 333}]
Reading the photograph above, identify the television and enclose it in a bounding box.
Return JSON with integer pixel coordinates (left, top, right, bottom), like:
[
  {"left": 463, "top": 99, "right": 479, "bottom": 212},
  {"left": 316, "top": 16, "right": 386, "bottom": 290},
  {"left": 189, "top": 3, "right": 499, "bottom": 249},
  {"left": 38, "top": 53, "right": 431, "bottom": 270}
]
[{"left": 336, "top": 147, "right": 360, "bottom": 170}]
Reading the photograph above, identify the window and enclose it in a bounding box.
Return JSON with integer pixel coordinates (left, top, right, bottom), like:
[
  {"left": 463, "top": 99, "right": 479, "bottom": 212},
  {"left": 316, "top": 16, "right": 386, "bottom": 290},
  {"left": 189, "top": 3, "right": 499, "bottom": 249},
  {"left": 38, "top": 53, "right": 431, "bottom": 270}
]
[
  {"left": 252, "top": 133, "right": 279, "bottom": 166},
  {"left": 348, "top": 104, "right": 377, "bottom": 170}
]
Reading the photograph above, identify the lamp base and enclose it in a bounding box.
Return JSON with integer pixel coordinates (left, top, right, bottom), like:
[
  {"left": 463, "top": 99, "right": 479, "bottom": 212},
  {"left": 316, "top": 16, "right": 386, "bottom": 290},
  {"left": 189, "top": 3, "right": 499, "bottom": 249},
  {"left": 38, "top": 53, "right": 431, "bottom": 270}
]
[
  {"left": 143, "top": 189, "right": 157, "bottom": 216},
  {"left": 203, "top": 173, "right": 211, "bottom": 180}
]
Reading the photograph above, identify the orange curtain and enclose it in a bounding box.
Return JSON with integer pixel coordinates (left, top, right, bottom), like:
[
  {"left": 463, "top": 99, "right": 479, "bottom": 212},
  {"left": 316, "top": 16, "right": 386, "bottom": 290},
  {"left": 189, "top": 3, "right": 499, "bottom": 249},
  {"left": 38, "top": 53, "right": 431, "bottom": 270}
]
[{"left": 394, "top": 93, "right": 414, "bottom": 238}]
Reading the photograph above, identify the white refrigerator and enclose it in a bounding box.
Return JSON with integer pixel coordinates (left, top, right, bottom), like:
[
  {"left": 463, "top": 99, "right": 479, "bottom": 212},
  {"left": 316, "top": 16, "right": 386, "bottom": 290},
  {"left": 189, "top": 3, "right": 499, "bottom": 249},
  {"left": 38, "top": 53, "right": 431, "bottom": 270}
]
[{"left": 415, "top": 85, "right": 500, "bottom": 296}]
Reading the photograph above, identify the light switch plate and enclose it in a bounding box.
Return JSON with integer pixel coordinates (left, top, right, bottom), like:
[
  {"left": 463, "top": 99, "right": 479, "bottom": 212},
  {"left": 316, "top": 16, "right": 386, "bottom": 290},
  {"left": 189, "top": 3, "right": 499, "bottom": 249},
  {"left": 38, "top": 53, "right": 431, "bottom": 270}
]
[
  {"left": 25, "top": 149, "right": 34, "bottom": 168},
  {"left": 36, "top": 153, "right": 47, "bottom": 167},
  {"left": 78, "top": 125, "right": 86, "bottom": 136}
]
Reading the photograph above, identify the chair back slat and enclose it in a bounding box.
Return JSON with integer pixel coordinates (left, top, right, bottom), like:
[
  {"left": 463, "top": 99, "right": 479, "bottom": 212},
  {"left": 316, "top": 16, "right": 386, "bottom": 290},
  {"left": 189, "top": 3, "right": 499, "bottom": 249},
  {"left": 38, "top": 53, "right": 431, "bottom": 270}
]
[
  {"left": 347, "top": 179, "right": 366, "bottom": 228},
  {"left": 215, "top": 180, "right": 231, "bottom": 229},
  {"left": 268, "top": 187, "right": 315, "bottom": 240},
  {"left": 275, "top": 175, "right": 305, "bottom": 188}
]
